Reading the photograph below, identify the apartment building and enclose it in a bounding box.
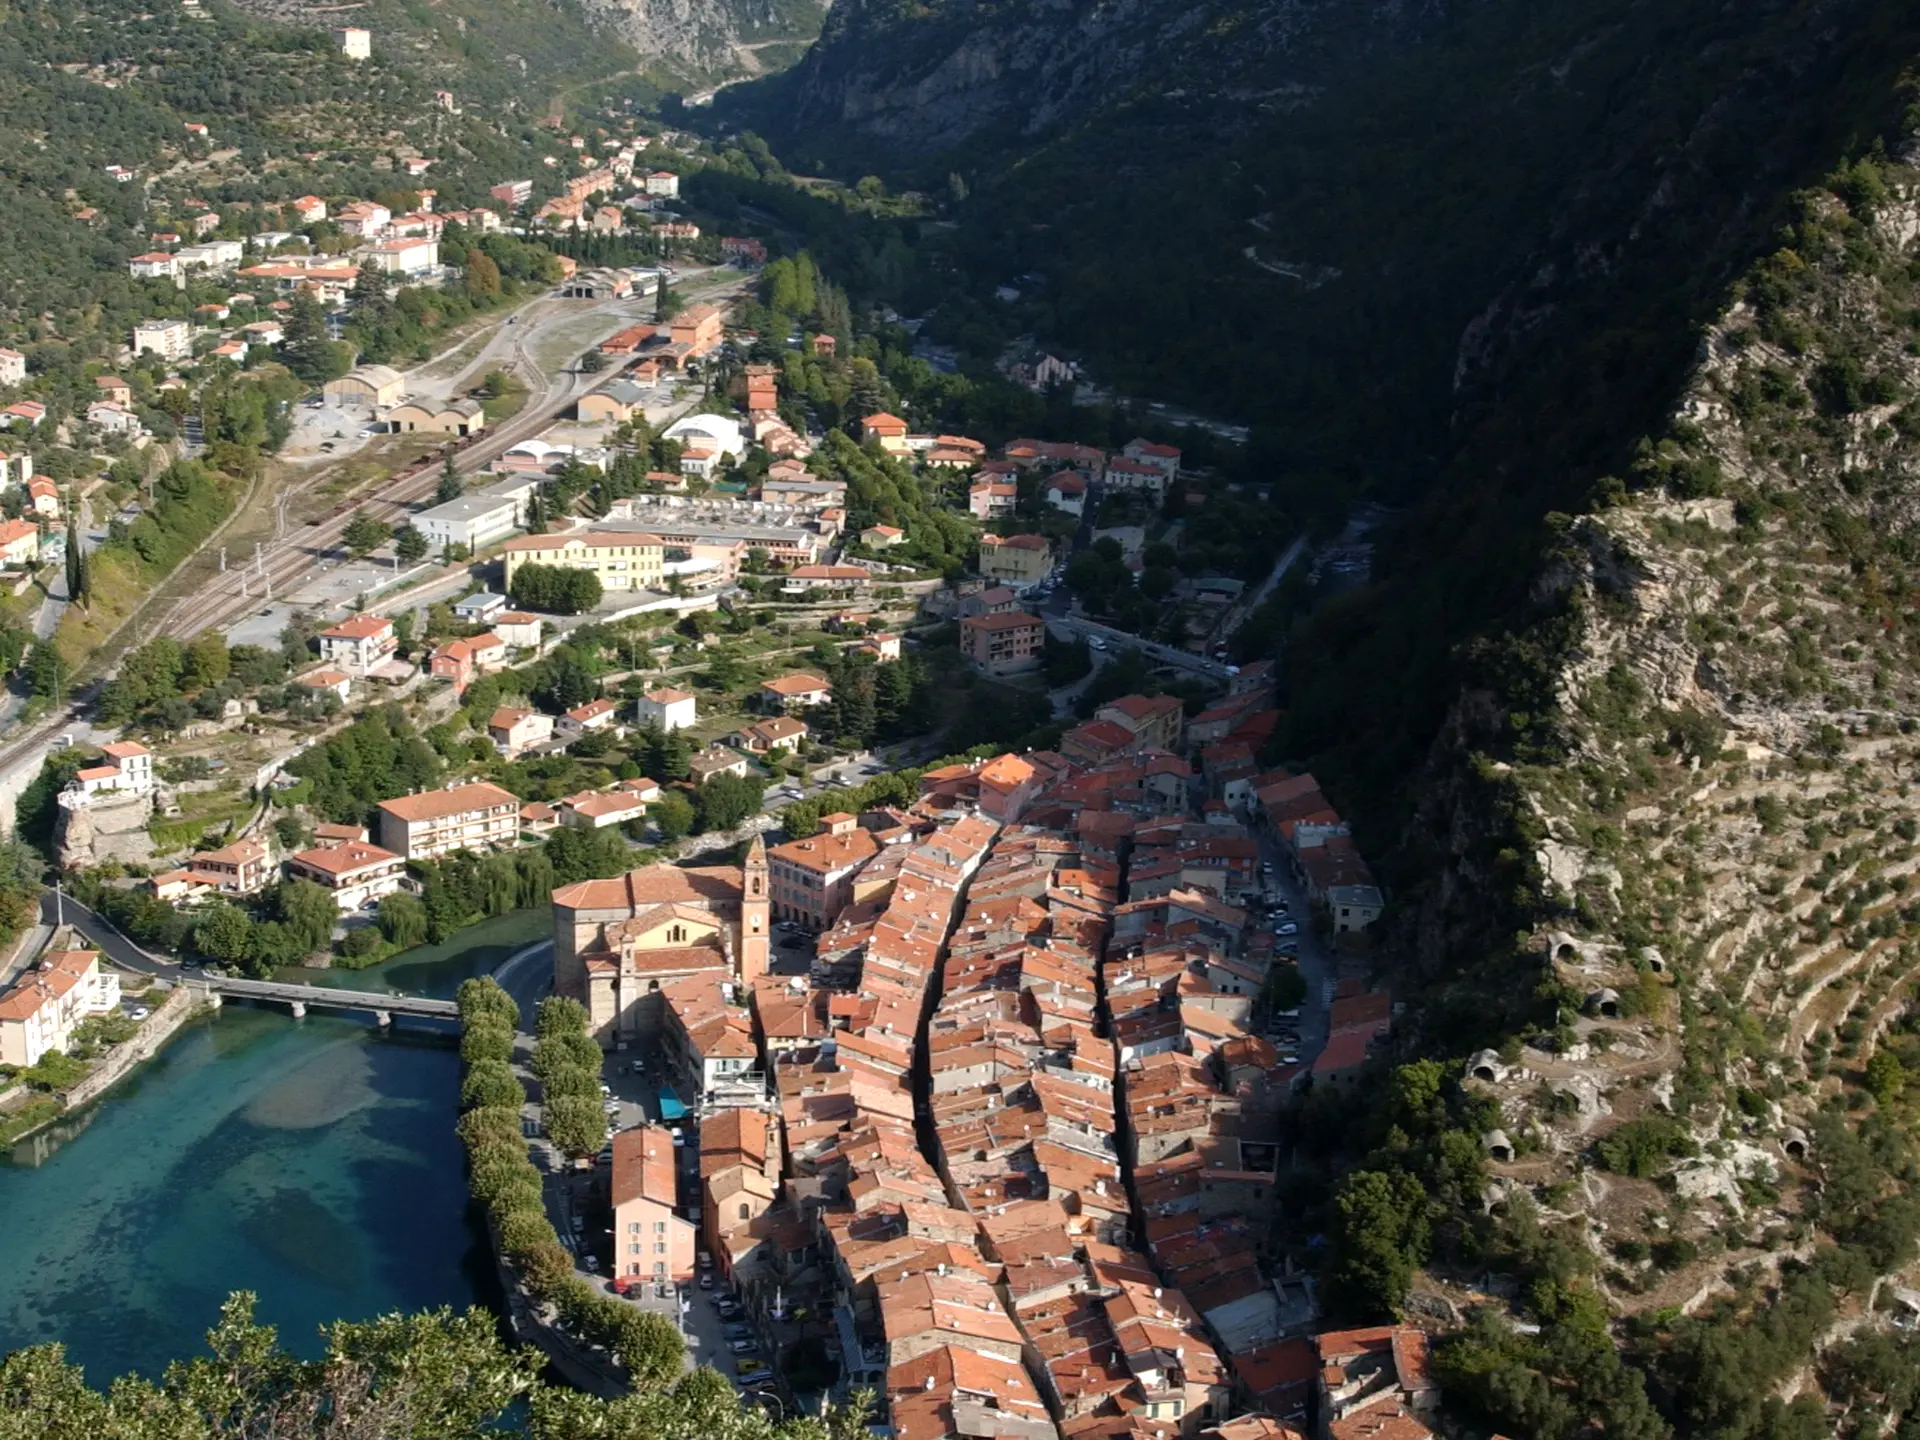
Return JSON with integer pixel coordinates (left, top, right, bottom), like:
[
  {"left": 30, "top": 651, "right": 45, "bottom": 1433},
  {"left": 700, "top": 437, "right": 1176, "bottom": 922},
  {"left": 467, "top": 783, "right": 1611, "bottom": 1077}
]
[
  {"left": 0, "top": 949, "right": 121, "bottom": 1068},
  {"left": 612, "top": 1125, "right": 698, "bottom": 1287},
  {"left": 978, "top": 533, "right": 1051, "bottom": 586},
  {"left": 284, "top": 840, "right": 408, "bottom": 911},
  {"left": 959, "top": 611, "right": 1045, "bottom": 676},
  {"left": 376, "top": 782, "right": 521, "bottom": 860}
]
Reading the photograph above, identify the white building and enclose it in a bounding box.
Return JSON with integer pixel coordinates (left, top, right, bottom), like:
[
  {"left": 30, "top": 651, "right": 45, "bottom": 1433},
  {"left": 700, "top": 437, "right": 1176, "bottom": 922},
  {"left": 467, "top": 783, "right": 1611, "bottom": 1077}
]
[
  {"left": 87, "top": 402, "right": 142, "bottom": 435},
  {"left": 362, "top": 237, "right": 439, "bottom": 275},
  {"left": 644, "top": 171, "right": 680, "bottom": 198},
  {"left": 662, "top": 413, "right": 745, "bottom": 479},
  {"left": 127, "top": 252, "right": 181, "bottom": 281},
  {"left": 635, "top": 686, "right": 697, "bottom": 732},
  {"left": 413, "top": 491, "right": 520, "bottom": 552},
  {"left": 334, "top": 25, "right": 371, "bottom": 58},
  {"left": 71, "top": 741, "right": 155, "bottom": 798},
  {"left": 176, "top": 240, "right": 245, "bottom": 270},
  {"left": 0, "top": 349, "right": 25, "bottom": 388},
  {"left": 132, "top": 318, "right": 192, "bottom": 361}
]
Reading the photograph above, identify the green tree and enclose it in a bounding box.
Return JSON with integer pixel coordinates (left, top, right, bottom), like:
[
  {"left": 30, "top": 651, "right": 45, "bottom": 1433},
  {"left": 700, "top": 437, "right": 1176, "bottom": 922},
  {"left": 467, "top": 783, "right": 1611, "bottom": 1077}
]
[
  {"left": 1866, "top": 1049, "right": 1907, "bottom": 1104},
  {"left": 545, "top": 1095, "right": 608, "bottom": 1158},
  {"left": 343, "top": 510, "right": 388, "bottom": 556},
  {"left": 195, "top": 902, "right": 254, "bottom": 963},
  {"left": 379, "top": 891, "right": 429, "bottom": 949},
  {"left": 694, "top": 771, "right": 765, "bottom": 833},
  {"left": 650, "top": 792, "right": 695, "bottom": 841},
  {"left": 436, "top": 450, "right": 464, "bottom": 504},
  {"left": 461, "top": 1060, "right": 524, "bottom": 1111},
  {"left": 1328, "top": 1168, "right": 1432, "bottom": 1318},
  {"left": 614, "top": 1309, "right": 685, "bottom": 1388},
  {"left": 395, "top": 525, "right": 430, "bottom": 565}
]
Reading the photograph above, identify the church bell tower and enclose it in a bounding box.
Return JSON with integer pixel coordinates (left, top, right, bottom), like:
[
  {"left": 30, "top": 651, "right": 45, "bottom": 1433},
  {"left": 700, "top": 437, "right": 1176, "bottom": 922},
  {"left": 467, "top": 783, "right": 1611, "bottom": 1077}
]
[{"left": 739, "top": 832, "right": 770, "bottom": 983}]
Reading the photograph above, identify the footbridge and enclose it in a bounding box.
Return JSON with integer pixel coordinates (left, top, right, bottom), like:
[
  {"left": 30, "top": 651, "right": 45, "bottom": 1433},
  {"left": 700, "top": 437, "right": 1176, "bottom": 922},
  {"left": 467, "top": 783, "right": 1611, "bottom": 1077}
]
[{"left": 195, "top": 975, "right": 460, "bottom": 1025}]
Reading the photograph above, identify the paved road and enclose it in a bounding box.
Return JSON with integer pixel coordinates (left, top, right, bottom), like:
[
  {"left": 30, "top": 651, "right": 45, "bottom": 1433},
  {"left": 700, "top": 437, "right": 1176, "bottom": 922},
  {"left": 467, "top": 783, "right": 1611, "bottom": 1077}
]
[{"left": 42, "top": 892, "right": 179, "bottom": 977}]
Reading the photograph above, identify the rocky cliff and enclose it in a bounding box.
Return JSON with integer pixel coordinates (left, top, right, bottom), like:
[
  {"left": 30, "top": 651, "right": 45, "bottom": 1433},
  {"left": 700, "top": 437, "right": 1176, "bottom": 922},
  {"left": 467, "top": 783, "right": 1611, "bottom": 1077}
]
[{"left": 580, "top": 0, "right": 828, "bottom": 82}]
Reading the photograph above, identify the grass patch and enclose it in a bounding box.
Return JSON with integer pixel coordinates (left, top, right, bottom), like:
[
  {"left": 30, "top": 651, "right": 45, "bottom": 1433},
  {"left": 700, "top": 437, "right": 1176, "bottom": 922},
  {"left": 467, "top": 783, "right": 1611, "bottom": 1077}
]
[
  {"left": 482, "top": 380, "right": 531, "bottom": 425},
  {"left": 0, "top": 1095, "right": 63, "bottom": 1145}
]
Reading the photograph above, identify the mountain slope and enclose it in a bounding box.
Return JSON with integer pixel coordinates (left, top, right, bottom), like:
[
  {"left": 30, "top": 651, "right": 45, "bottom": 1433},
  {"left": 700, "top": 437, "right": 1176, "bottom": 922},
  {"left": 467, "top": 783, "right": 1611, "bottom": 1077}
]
[{"left": 728, "top": 0, "right": 1920, "bottom": 493}]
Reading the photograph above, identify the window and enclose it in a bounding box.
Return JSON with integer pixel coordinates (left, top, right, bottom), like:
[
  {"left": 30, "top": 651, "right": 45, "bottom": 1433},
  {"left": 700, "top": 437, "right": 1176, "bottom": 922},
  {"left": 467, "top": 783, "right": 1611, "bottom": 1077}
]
[
  {"left": 739, "top": 1203, "right": 750, "bottom": 1220},
  {"left": 629, "top": 1222, "right": 641, "bottom": 1235},
  {"left": 655, "top": 1242, "right": 667, "bottom": 1254},
  {"left": 669, "top": 924, "right": 686, "bottom": 943},
  {"left": 654, "top": 1221, "right": 666, "bottom": 1233},
  {"left": 629, "top": 1243, "right": 641, "bottom": 1255}
]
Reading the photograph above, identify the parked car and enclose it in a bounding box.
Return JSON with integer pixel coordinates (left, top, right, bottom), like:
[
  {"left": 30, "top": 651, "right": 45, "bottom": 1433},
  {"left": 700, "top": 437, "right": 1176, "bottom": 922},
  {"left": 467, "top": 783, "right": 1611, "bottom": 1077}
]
[
  {"left": 729, "top": 1337, "right": 760, "bottom": 1354},
  {"left": 699, "top": 1272, "right": 715, "bottom": 1289},
  {"left": 1277, "top": 922, "right": 1299, "bottom": 936},
  {"left": 724, "top": 1323, "right": 754, "bottom": 1341},
  {"left": 737, "top": 1368, "right": 773, "bottom": 1386},
  {"left": 584, "top": 1256, "right": 599, "bottom": 1273}
]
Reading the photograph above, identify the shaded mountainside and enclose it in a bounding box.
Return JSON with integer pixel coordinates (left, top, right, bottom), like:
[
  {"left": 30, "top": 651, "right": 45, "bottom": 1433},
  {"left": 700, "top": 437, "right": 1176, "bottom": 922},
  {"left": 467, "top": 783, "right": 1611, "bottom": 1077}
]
[{"left": 731, "top": 0, "right": 1920, "bottom": 493}]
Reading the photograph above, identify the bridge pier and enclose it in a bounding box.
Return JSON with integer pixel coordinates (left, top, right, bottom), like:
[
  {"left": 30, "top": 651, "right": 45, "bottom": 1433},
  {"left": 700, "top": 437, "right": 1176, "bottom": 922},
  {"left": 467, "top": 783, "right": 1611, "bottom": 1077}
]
[
  {"left": 375, "top": 1010, "right": 392, "bottom": 1028},
  {"left": 289, "top": 1000, "right": 306, "bottom": 1019}
]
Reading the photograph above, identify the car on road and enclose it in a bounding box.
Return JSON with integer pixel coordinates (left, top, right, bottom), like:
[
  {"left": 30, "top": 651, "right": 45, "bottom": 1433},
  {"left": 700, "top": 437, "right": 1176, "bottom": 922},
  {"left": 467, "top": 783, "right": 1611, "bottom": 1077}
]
[
  {"left": 1277, "top": 922, "right": 1299, "bottom": 936},
  {"left": 1260, "top": 861, "right": 1275, "bottom": 874},
  {"left": 724, "top": 1323, "right": 754, "bottom": 1340},
  {"left": 583, "top": 1256, "right": 599, "bottom": 1273},
  {"left": 129, "top": 1006, "right": 150, "bottom": 1020},
  {"left": 737, "top": 1367, "right": 773, "bottom": 1386},
  {"left": 1089, "top": 637, "right": 1108, "bottom": 650},
  {"left": 699, "top": 1272, "right": 715, "bottom": 1289}
]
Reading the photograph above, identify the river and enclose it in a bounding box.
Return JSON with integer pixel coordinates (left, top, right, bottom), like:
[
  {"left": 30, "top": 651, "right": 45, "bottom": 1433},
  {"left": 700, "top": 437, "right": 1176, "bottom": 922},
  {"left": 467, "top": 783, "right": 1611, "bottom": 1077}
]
[{"left": 0, "top": 910, "right": 552, "bottom": 1386}]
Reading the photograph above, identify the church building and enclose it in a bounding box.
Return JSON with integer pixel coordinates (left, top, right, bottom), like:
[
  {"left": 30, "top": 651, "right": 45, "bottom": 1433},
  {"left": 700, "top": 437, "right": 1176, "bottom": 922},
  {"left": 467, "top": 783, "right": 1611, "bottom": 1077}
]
[{"left": 551, "top": 835, "right": 771, "bottom": 1041}]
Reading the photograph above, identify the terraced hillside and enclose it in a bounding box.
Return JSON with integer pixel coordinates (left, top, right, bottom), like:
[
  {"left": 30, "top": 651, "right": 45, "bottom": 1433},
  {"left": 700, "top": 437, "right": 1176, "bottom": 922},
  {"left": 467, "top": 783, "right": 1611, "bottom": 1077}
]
[{"left": 1407, "top": 141, "right": 1920, "bottom": 1438}]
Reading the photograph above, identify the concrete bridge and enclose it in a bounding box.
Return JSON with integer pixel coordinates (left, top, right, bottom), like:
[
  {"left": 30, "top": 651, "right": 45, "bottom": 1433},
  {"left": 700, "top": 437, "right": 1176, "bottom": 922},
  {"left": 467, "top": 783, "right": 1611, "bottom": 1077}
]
[{"left": 194, "top": 975, "right": 460, "bottom": 1026}]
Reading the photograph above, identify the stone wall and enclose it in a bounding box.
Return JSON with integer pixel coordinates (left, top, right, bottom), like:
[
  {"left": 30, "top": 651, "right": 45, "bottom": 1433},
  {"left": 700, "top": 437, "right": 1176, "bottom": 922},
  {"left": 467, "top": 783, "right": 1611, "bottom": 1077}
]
[{"left": 58, "top": 985, "right": 199, "bottom": 1110}]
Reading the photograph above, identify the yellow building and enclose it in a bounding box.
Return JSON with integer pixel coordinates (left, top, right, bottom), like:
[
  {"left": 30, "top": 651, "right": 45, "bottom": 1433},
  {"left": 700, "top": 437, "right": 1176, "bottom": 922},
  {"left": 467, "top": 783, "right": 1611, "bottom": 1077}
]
[
  {"left": 978, "top": 532, "right": 1052, "bottom": 586},
  {"left": 501, "top": 529, "right": 666, "bottom": 592}
]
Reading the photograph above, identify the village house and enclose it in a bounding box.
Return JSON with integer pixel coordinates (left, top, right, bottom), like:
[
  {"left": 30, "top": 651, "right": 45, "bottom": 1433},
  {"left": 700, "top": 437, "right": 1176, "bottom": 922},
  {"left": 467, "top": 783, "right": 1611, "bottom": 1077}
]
[
  {"left": 968, "top": 479, "right": 1018, "bottom": 519},
  {"left": 860, "top": 412, "right": 911, "bottom": 457},
  {"left": 488, "top": 707, "right": 554, "bottom": 757},
  {"left": 635, "top": 686, "right": 696, "bottom": 732},
  {"left": 71, "top": 741, "right": 154, "bottom": 798},
  {"left": 0, "top": 518, "right": 41, "bottom": 569},
  {"left": 759, "top": 672, "right": 832, "bottom": 711},
  {"left": 316, "top": 615, "right": 398, "bottom": 676},
  {"left": 734, "top": 716, "right": 809, "bottom": 756},
  {"left": 561, "top": 698, "right": 620, "bottom": 738},
  {"left": 293, "top": 666, "right": 353, "bottom": 705},
  {"left": 186, "top": 837, "right": 274, "bottom": 894}
]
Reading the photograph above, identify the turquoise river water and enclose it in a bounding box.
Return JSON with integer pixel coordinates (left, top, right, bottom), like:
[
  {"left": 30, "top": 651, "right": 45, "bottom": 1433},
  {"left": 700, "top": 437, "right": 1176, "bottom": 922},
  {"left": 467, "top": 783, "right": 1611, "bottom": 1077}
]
[{"left": 0, "top": 910, "right": 551, "bottom": 1386}]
